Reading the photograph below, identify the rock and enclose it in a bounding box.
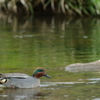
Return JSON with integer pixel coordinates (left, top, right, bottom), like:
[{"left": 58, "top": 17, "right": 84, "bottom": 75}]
[{"left": 65, "top": 60, "right": 100, "bottom": 72}]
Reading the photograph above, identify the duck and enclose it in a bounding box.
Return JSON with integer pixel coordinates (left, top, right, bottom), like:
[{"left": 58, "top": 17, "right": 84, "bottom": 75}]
[
  {"left": 0, "top": 73, "right": 8, "bottom": 84},
  {"left": 0, "top": 67, "right": 51, "bottom": 88}
]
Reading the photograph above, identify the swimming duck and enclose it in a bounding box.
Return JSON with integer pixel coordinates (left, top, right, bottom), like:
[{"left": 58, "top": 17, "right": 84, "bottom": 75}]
[
  {"left": 0, "top": 73, "right": 8, "bottom": 84},
  {"left": 0, "top": 67, "right": 51, "bottom": 88}
]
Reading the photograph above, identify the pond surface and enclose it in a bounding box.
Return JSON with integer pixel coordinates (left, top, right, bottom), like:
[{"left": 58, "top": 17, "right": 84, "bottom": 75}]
[{"left": 0, "top": 14, "right": 100, "bottom": 99}]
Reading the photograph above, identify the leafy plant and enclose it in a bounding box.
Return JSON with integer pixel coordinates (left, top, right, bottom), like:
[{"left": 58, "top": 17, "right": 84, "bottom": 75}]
[
  {"left": 0, "top": 0, "right": 100, "bottom": 15},
  {"left": 0, "top": 0, "right": 33, "bottom": 14}
]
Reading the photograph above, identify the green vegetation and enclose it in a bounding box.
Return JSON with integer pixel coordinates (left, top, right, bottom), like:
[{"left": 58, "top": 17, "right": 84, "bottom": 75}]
[{"left": 0, "top": 0, "right": 100, "bottom": 16}]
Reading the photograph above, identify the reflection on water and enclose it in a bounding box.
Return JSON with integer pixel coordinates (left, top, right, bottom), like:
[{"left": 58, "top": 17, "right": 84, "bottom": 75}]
[
  {"left": 0, "top": 15, "right": 100, "bottom": 71},
  {"left": 0, "top": 88, "right": 41, "bottom": 100},
  {"left": 42, "top": 78, "right": 100, "bottom": 100},
  {"left": 42, "top": 81, "right": 85, "bottom": 86},
  {"left": 1, "top": 13, "right": 100, "bottom": 100},
  {"left": 1, "top": 79, "right": 100, "bottom": 100}
]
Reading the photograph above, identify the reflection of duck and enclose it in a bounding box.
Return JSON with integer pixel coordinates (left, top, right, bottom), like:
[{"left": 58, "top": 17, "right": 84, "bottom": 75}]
[
  {"left": 0, "top": 88, "right": 41, "bottom": 100},
  {"left": 0, "top": 67, "right": 51, "bottom": 88}
]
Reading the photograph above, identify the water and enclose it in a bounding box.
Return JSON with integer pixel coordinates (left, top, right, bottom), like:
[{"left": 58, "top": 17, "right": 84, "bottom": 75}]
[
  {"left": 0, "top": 80, "right": 100, "bottom": 100},
  {"left": 0, "top": 14, "right": 100, "bottom": 99}
]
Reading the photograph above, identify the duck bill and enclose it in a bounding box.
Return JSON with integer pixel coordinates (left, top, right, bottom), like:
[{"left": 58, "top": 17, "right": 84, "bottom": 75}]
[{"left": 44, "top": 74, "right": 51, "bottom": 78}]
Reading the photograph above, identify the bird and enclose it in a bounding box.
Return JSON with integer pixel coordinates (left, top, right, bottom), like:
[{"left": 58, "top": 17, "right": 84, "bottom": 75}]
[
  {"left": 0, "top": 77, "right": 8, "bottom": 84},
  {"left": 0, "top": 67, "right": 51, "bottom": 88},
  {"left": 0, "top": 73, "right": 8, "bottom": 84}
]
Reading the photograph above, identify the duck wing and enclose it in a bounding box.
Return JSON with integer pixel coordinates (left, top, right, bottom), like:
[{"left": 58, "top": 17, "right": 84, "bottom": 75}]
[
  {"left": 4, "top": 76, "right": 40, "bottom": 88},
  {"left": 3, "top": 73, "right": 30, "bottom": 79}
]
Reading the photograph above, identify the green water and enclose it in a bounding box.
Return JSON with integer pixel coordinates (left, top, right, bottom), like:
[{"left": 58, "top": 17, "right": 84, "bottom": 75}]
[{"left": 0, "top": 15, "right": 100, "bottom": 99}]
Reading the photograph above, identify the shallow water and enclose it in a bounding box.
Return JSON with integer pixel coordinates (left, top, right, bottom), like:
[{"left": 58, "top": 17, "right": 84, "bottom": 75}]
[
  {"left": 41, "top": 80, "right": 100, "bottom": 100},
  {"left": 0, "top": 14, "right": 100, "bottom": 99},
  {"left": 0, "top": 80, "right": 100, "bottom": 100}
]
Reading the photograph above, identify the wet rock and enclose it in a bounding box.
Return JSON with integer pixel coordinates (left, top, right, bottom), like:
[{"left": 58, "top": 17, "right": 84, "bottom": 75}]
[{"left": 65, "top": 60, "right": 100, "bottom": 72}]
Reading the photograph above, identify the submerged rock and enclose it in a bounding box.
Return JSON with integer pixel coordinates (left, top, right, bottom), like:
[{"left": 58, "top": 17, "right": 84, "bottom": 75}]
[{"left": 65, "top": 60, "right": 100, "bottom": 72}]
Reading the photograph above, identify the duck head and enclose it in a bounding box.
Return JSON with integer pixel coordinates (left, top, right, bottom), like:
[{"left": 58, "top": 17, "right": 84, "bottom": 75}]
[{"left": 33, "top": 67, "right": 51, "bottom": 78}]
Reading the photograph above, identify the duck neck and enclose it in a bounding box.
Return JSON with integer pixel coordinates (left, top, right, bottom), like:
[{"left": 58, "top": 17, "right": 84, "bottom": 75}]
[
  {"left": 33, "top": 74, "right": 41, "bottom": 78},
  {"left": 33, "top": 72, "right": 44, "bottom": 78}
]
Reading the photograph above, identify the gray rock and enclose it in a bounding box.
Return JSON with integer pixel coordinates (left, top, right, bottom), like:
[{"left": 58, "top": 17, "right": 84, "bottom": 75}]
[{"left": 65, "top": 60, "right": 100, "bottom": 72}]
